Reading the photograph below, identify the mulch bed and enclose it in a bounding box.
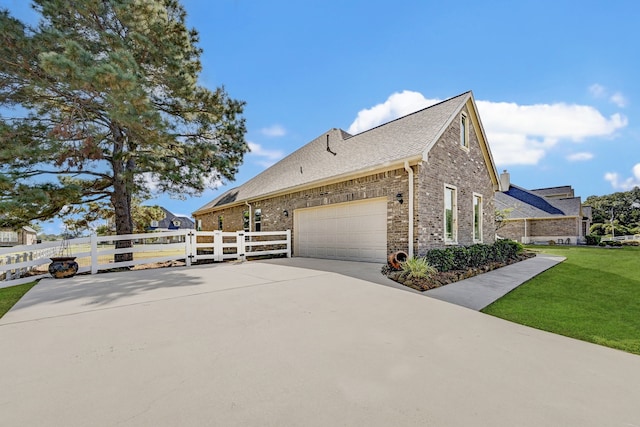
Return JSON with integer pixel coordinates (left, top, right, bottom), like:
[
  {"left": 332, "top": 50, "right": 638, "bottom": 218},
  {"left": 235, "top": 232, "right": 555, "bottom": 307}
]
[{"left": 382, "top": 252, "right": 536, "bottom": 292}]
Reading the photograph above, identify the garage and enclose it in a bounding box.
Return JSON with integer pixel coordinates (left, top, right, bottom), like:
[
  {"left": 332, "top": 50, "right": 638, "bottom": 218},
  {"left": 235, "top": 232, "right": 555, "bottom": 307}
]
[{"left": 294, "top": 198, "right": 388, "bottom": 262}]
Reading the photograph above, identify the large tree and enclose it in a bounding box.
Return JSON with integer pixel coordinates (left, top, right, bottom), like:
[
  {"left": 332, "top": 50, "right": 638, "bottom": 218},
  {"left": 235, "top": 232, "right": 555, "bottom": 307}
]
[{"left": 0, "top": 0, "right": 247, "bottom": 259}]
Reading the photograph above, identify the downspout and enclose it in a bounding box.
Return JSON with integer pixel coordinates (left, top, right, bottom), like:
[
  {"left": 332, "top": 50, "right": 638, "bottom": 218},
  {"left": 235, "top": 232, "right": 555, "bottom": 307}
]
[
  {"left": 244, "top": 201, "right": 252, "bottom": 232},
  {"left": 404, "top": 161, "right": 414, "bottom": 258}
]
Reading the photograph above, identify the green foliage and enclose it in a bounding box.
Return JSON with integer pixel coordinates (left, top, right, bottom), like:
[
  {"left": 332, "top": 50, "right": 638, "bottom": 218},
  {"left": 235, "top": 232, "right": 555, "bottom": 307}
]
[
  {"left": 400, "top": 257, "right": 436, "bottom": 280},
  {"left": 585, "top": 187, "right": 640, "bottom": 236},
  {"left": 584, "top": 235, "right": 601, "bottom": 245},
  {"left": 495, "top": 207, "right": 514, "bottom": 231},
  {"left": 424, "top": 239, "right": 523, "bottom": 272},
  {"left": 0, "top": 1, "right": 247, "bottom": 234}
]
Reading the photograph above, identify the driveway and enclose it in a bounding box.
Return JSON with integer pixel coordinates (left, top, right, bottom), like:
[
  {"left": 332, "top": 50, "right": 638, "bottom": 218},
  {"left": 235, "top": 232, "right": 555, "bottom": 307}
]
[{"left": 1, "top": 262, "right": 639, "bottom": 426}]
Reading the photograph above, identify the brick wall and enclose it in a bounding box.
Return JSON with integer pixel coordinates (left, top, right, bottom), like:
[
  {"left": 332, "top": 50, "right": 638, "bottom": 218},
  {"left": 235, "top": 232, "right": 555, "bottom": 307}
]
[
  {"left": 195, "top": 168, "right": 411, "bottom": 255},
  {"left": 415, "top": 104, "right": 496, "bottom": 254},
  {"left": 499, "top": 217, "right": 580, "bottom": 242}
]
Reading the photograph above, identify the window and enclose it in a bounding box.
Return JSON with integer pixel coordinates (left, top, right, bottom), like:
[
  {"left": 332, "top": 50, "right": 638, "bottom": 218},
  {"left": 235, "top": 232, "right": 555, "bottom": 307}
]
[
  {"left": 218, "top": 215, "right": 223, "bottom": 230},
  {"left": 197, "top": 219, "right": 202, "bottom": 231},
  {"left": 444, "top": 185, "right": 457, "bottom": 243},
  {"left": 473, "top": 194, "right": 483, "bottom": 242},
  {"left": 243, "top": 210, "right": 250, "bottom": 232},
  {"left": 460, "top": 112, "right": 468, "bottom": 148},
  {"left": 254, "top": 209, "right": 262, "bottom": 232}
]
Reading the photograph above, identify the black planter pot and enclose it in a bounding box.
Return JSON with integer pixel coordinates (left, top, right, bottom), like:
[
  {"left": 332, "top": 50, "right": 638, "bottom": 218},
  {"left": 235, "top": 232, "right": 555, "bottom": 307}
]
[{"left": 48, "top": 256, "right": 79, "bottom": 279}]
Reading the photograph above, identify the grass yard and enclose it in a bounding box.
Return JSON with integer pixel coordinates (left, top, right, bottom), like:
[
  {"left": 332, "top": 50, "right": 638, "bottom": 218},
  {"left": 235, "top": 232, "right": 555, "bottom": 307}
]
[
  {"left": 482, "top": 245, "right": 640, "bottom": 355},
  {"left": 0, "top": 281, "right": 37, "bottom": 319}
]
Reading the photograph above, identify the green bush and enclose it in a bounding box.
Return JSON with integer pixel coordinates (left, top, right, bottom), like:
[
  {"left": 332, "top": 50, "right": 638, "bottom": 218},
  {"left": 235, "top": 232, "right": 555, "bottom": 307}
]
[
  {"left": 425, "top": 248, "right": 455, "bottom": 272},
  {"left": 400, "top": 257, "right": 437, "bottom": 280},
  {"left": 423, "top": 239, "right": 523, "bottom": 272},
  {"left": 585, "top": 235, "right": 601, "bottom": 245}
]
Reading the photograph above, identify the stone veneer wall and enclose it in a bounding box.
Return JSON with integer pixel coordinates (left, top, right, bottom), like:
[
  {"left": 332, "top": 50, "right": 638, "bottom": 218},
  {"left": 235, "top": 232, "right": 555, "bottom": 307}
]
[
  {"left": 195, "top": 168, "right": 411, "bottom": 255},
  {"left": 415, "top": 104, "right": 496, "bottom": 254}
]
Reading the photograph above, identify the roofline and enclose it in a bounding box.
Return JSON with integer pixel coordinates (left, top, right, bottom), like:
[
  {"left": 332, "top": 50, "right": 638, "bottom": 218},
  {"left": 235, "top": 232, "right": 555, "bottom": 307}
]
[
  {"left": 346, "top": 91, "right": 472, "bottom": 139},
  {"left": 421, "top": 91, "right": 500, "bottom": 190},
  {"left": 504, "top": 215, "right": 580, "bottom": 221},
  {"left": 192, "top": 155, "right": 423, "bottom": 216}
]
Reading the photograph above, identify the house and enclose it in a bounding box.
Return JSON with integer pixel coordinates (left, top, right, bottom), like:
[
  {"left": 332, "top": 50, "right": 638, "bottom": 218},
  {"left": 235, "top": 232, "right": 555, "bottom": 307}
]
[
  {"left": 0, "top": 226, "right": 38, "bottom": 247},
  {"left": 148, "top": 207, "right": 195, "bottom": 232},
  {"left": 495, "top": 170, "right": 592, "bottom": 244},
  {"left": 193, "top": 91, "right": 501, "bottom": 262},
  {"left": 147, "top": 207, "right": 195, "bottom": 243}
]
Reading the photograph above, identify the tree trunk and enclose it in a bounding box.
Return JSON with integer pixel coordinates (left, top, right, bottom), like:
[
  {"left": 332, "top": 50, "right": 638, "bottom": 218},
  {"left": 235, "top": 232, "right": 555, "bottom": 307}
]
[{"left": 111, "top": 125, "right": 134, "bottom": 263}]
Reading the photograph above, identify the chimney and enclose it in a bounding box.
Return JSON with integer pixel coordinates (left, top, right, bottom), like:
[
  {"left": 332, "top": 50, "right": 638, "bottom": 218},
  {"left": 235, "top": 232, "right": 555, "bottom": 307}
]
[{"left": 500, "top": 170, "right": 510, "bottom": 192}]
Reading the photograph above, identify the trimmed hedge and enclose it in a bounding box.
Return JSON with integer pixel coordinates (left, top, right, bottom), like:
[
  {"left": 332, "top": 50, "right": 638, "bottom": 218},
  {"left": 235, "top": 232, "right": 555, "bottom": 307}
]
[{"left": 424, "top": 239, "right": 524, "bottom": 272}]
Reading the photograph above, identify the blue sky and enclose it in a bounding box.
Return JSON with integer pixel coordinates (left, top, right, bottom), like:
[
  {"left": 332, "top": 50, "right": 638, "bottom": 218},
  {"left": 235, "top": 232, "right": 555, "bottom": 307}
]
[{"left": 2, "top": 0, "right": 639, "bottom": 233}]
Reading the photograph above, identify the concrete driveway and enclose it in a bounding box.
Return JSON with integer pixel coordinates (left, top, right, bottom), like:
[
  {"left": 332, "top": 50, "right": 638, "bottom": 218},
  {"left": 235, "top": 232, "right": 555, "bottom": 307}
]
[{"left": 1, "top": 261, "right": 639, "bottom": 426}]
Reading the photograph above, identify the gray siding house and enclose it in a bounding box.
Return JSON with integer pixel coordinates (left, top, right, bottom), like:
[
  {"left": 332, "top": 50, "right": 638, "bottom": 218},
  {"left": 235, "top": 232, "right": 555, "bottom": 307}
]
[{"left": 194, "top": 91, "right": 501, "bottom": 262}]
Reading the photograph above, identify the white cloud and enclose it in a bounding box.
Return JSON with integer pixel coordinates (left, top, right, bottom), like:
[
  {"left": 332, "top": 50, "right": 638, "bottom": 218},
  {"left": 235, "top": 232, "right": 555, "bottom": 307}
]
[
  {"left": 604, "top": 163, "right": 640, "bottom": 190},
  {"left": 347, "top": 91, "right": 628, "bottom": 166},
  {"left": 248, "top": 141, "right": 285, "bottom": 168},
  {"left": 347, "top": 90, "right": 439, "bottom": 134},
  {"left": 589, "top": 83, "right": 606, "bottom": 98},
  {"left": 567, "top": 152, "right": 594, "bottom": 162},
  {"left": 260, "top": 124, "right": 287, "bottom": 137},
  {"left": 589, "top": 83, "right": 628, "bottom": 108},
  {"left": 610, "top": 92, "right": 628, "bottom": 108}
]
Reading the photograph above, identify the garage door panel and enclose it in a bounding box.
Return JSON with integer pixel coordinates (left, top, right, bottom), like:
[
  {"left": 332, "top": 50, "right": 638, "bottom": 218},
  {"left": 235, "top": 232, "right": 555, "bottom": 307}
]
[{"left": 295, "top": 199, "right": 387, "bottom": 263}]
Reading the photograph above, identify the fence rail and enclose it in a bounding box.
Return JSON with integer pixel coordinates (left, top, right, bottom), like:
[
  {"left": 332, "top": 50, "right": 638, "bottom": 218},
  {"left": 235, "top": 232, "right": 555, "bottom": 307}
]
[{"left": 0, "top": 229, "right": 291, "bottom": 289}]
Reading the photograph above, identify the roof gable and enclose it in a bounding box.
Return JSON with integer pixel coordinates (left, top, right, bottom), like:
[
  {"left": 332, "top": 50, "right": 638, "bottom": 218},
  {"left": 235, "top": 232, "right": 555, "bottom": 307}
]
[{"left": 195, "top": 91, "right": 498, "bottom": 214}]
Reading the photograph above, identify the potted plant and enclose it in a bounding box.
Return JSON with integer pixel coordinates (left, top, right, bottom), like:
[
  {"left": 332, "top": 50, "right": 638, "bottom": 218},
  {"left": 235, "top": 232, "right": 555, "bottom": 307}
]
[{"left": 48, "top": 236, "right": 78, "bottom": 279}]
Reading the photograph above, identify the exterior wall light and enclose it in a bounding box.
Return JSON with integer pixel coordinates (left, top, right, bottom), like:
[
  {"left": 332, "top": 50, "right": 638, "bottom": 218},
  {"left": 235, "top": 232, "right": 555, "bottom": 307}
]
[
  {"left": 283, "top": 209, "right": 289, "bottom": 217},
  {"left": 396, "top": 193, "right": 404, "bottom": 204}
]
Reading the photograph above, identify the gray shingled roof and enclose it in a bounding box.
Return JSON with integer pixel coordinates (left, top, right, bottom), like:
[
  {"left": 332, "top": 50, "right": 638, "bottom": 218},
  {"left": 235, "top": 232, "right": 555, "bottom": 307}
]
[{"left": 195, "top": 92, "right": 472, "bottom": 213}]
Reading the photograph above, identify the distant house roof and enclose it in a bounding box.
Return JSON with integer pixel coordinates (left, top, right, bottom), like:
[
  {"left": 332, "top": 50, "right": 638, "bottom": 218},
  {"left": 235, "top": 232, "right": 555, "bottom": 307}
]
[
  {"left": 495, "top": 184, "right": 583, "bottom": 219},
  {"left": 153, "top": 207, "right": 195, "bottom": 230},
  {"left": 22, "top": 226, "right": 37, "bottom": 234},
  {"left": 195, "top": 91, "right": 498, "bottom": 214}
]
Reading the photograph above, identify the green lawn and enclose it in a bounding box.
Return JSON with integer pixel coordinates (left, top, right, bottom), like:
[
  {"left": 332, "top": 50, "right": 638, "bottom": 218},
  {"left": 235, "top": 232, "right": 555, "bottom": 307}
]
[
  {"left": 482, "top": 245, "right": 640, "bottom": 355},
  {"left": 0, "top": 281, "right": 37, "bottom": 319}
]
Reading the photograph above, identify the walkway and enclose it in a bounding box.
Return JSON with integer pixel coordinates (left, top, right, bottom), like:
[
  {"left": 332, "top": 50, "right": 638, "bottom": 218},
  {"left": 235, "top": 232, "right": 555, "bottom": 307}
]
[{"left": 424, "top": 254, "right": 565, "bottom": 310}]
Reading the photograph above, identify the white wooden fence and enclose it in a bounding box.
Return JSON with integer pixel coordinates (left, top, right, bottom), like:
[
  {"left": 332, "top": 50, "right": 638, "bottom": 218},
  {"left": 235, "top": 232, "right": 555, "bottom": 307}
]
[{"left": 0, "top": 229, "right": 291, "bottom": 289}]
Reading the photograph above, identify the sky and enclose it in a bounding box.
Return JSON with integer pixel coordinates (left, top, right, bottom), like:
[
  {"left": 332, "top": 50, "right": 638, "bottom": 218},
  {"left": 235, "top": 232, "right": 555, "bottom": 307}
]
[{"left": 1, "top": 0, "right": 639, "bottom": 234}]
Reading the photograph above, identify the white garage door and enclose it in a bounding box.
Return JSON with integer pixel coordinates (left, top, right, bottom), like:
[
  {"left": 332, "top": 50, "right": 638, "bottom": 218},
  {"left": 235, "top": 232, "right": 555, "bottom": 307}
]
[{"left": 294, "top": 198, "right": 388, "bottom": 263}]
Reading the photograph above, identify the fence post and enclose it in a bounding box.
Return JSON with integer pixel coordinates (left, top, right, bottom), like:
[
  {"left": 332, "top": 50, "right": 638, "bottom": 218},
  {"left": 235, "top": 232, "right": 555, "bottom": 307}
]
[
  {"left": 214, "top": 231, "right": 223, "bottom": 262},
  {"left": 286, "top": 229, "right": 292, "bottom": 258},
  {"left": 185, "top": 230, "right": 193, "bottom": 267},
  {"left": 91, "top": 233, "right": 98, "bottom": 274},
  {"left": 236, "top": 231, "right": 246, "bottom": 261}
]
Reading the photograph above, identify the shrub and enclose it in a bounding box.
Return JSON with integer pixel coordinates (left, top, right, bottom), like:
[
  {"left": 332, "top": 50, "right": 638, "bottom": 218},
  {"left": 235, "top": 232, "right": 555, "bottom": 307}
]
[
  {"left": 425, "top": 248, "right": 455, "bottom": 272},
  {"left": 400, "top": 257, "right": 436, "bottom": 280},
  {"left": 423, "top": 239, "right": 523, "bottom": 272},
  {"left": 585, "top": 235, "right": 601, "bottom": 246}
]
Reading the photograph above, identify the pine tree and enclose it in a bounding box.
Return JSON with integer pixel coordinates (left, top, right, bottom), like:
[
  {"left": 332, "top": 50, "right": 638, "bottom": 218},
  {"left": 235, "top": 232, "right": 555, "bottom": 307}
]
[{"left": 0, "top": 0, "right": 247, "bottom": 260}]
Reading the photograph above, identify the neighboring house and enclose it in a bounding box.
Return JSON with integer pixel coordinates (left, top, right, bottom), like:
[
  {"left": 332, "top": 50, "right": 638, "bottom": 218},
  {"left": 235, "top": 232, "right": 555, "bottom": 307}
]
[
  {"left": 147, "top": 207, "right": 195, "bottom": 243},
  {"left": 0, "top": 226, "right": 38, "bottom": 247},
  {"left": 148, "top": 207, "right": 195, "bottom": 232},
  {"left": 495, "top": 170, "right": 592, "bottom": 244},
  {"left": 193, "top": 91, "right": 501, "bottom": 263}
]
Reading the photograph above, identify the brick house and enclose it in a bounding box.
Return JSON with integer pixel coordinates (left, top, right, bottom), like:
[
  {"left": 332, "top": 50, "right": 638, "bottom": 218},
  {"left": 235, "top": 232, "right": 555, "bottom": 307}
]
[
  {"left": 495, "top": 170, "right": 592, "bottom": 244},
  {"left": 193, "top": 91, "right": 501, "bottom": 262}
]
